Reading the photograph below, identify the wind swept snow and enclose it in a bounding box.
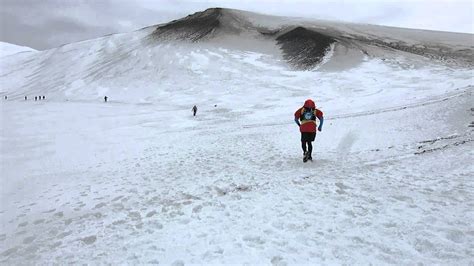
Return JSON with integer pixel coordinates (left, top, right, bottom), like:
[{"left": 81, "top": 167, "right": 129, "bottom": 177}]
[{"left": 1, "top": 8, "right": 473, "bottom": 265}]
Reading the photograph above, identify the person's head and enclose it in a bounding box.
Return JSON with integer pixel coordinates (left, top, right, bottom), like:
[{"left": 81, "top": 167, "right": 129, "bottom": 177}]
[{"left": 303, "top": 99, "right": 315, "bottom": 109}]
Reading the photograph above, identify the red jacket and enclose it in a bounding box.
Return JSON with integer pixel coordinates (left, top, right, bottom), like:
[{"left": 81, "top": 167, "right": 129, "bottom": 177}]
[{"left": 295, "top": 100, "right": 323, "bottom": 133}]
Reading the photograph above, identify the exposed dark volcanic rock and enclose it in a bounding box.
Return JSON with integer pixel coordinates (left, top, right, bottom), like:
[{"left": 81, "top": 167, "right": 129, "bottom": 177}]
[
  {"left": 276, "top": 27, "right": 336, "bottom": 70},
  {"left": 152, "top": 8, "right": 223, "bottom": 42},
  {"left": 151, "top": 8, "right": 256, "bottom": 42},
  {"left": 148, "top": 8, "right": 473, "bottom": 69}
]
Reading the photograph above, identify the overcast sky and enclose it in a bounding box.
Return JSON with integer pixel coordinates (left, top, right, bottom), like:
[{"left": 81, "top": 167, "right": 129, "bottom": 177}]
[{"left": 0, "top": 0, "right": 472, "bottom": 50}]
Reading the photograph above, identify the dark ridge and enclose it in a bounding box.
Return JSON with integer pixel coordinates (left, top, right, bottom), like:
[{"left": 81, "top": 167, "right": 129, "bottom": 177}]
[
  {"left": 276, "top": 27, "right": 336, "bottom": 70},
  {"left": 152, "top": 8, "right": 223, "bottom": 42}
]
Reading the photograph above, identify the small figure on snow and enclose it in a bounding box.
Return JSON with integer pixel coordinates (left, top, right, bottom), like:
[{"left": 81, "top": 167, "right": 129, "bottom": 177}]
[
  {"left": 38, "top": 96, "right": 41, "bottom": 100},
  {"left": 104, "top": 96, "right": 108, "bottom": 102},
  {"left": 42, "top": 96, "right": 45, "bottom": 100},
  {"left": 4, "top": 96, "right": 7, "bottom": 100},
  {"left": 192, "top": 105, "right": 197, "bottom": 116},
  {"left": 294, "top": 99, "right": 324, "bottom": 162},
  {"left": 35, "top": 96, "right": 37, "bottom": 101},
  {"left": 25, "top": 96, "right": 27, "bottom": 100}
]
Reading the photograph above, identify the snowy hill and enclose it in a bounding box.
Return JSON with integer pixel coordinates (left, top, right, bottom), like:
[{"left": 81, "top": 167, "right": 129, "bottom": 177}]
[
  {"left": 0, "top": 8, "right": 473, "bottom": 264},
  {"left": 0, "top": 42, "right": 36, "bottom": 58}
]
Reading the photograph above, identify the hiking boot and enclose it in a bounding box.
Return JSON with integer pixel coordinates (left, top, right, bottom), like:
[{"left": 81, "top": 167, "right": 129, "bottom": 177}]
[{"left": 303, "top": 152, "right": 309, "bottom": 162}]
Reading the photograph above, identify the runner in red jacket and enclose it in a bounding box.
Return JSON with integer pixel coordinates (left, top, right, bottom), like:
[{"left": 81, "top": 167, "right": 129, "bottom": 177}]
[{"left": 294, "top": 99, "right": 324, "bottom": 162}]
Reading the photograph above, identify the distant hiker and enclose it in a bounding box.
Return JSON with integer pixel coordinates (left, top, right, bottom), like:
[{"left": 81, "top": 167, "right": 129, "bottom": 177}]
[
  {"left": 38, "top": 96, "right": 41, "bottom": 100},
  {"left": 4, "top": 96, "right": 6, "bottom": 100},
  {"left": 42, "top": 96, "right": 45, "bottom": 100},
  {"left": 104, "top": 96, "right": 108, "bottom": 102},
  {"left": 25, "top": 96, "right": 27, "bottom": 100},
  {"left": 35, "top": 96, "right": 37, "bottom": 101},
  {"left": 294, "top": 99, "right": 324, "bottom": 162},
  {"left": 192, "top": 105, "right": 197, "bottom": 116}
]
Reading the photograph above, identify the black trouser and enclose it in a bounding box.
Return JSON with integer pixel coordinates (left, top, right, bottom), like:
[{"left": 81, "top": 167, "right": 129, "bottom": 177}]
[
  {"left": 302, "top": 141, "right": 313, "bottom": 155},
  {"left": 301, "top": 132, "right": 316, "bottom": 156}
]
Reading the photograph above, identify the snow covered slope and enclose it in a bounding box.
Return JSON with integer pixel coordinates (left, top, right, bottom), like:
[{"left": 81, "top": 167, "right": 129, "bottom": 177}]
[
  {"left": 0, "top": 8, "right": 473, "bottom": 264},
  {"left": 0, "top": 42, "right": 36, "bottom": 58}
]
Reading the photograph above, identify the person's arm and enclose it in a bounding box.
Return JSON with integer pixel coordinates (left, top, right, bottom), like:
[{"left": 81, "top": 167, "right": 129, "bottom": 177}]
[
  {"left": 315, "top": 109, "right": 324, "bottom": 132},
  {"left": 294, "top": 108, "right": 301, "bottom": 127},
  {"left": 318, "top": 116, "right": 324, "bottom": 131},
  {"left": 294, "top": 118, "right": 301, "bottom": 127}
]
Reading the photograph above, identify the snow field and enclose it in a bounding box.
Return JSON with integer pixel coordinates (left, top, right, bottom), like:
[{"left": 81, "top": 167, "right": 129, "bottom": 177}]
[
  {"left": 0, "top": 27, "right": 473, "bottom": 263},
  {"left": 1, "top": 81, "right": 473, "bottom": 264}
]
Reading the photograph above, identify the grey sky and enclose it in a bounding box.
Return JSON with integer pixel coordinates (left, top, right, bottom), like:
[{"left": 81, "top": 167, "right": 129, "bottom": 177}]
[{"left": 0, "top": 0, "right": 472, "bottom": 50}]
